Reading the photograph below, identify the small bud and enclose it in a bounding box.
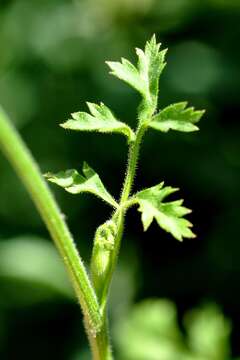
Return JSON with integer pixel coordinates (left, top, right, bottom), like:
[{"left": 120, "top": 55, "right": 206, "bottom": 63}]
[{"left": 90, "top": 220, "right": 117, "bottom": 301}]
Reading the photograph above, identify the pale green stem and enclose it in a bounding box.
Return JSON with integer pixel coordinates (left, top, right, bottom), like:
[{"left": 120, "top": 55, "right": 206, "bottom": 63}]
[
  {"left": 0, "top": 106, "right": 112, "bottom": 359},
  {"left": 85, "top": 314, "right": 112, "bottom": 360}
]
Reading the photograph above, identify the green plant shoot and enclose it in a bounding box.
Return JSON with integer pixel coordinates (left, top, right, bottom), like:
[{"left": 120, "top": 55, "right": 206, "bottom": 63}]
[
  {"left": 0, "top": 35, "right": 204, "bottom": 360},
  {"left": 45, "top": 34, "right": 204, "bottom": 358}
]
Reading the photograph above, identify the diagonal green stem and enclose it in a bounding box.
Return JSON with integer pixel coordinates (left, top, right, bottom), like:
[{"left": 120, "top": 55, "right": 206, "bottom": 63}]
[{"left": 0, "top": 106, "right": 108, "bottom": 358}]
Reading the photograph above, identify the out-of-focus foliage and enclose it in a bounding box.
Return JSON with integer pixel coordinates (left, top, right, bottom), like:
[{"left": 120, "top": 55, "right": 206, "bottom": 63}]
[
  {"left": 114, "top": 300, "right": 233, "bottom": 360},
  {"left": 0, "top": 0, "right": 240, "bottom": 358},
  {"left": 115, "top": 299, "right": 184, "bottom": 360},
  {"left": 185, "top": 304, "right": 231, "bottom": 359},
  {"left": 0, "top": 236, "right": 73, "bottom": 305}
]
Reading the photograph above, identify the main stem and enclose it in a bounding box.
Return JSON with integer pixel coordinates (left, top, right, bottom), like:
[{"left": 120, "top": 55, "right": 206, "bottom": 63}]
[{"left": 0, "top": 107, "right": 108, "bottom": 359}]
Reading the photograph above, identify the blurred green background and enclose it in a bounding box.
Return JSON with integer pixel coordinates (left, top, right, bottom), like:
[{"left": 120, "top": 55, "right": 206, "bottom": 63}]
[{"left": 0, "top": 0, "right": 240, "bottom": 359}]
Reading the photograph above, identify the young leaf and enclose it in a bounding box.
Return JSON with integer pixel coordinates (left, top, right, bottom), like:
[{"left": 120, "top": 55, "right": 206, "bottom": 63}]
[
  {"left": 106, "top": 58, "right": 144, "bottom": 95},
  {"left": 149, "top": 102, "right": 205, "bottom": 133},
  {"left": 106, "top": 35, "right": 167, "bottom": 111},
  {"left": 135, "top": 183, "right": 195, "bottom": 241},
  {"left": 45, "top": 162, "right": 118, "bottom": 208},
  {"left": 136, "top": 35, "right": 167, "bottom": 106},
  {"left": 61, "top": 102, "right": 135, "bottom": 142}
]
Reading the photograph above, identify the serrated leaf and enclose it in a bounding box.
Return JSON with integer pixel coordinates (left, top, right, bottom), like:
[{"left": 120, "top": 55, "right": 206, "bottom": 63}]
[
  {"left": 135, "top": 183, "right": 195, "bottom": 241},
  {"left": 45, "top": 162, "right": 118, "bottom": 208},
  {"left": 61, "top": 102, "right": 135, "bottom": 142},
  {"left": 106, "top": 35, "right": 167, "bottom": 111},
  {"left": 136, "top": 35, "right": 167, "bottom": 106},
  {"left": 106, "top": 58, "right": 144, "bottom": 95},
  {"left": 150, "top": 102, "right": 205, "bottom": 133}
]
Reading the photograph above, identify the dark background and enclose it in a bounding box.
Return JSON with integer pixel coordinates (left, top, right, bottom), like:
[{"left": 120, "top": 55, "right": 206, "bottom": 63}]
[{"left": 0, "top": 0, "right": 239, "bottom": 359}]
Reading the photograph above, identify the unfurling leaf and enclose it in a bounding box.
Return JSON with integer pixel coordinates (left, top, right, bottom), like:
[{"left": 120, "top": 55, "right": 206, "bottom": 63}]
[
  {"left": 149, "top": 102, "right": 205, "bottom": 133},
  {"left": 60, "top": 102, "right": 135, "bottom": 142},
  {"left": 106, "top": 35, "right": 167, "bottom": 111},
  {"left": 45, "top": 162, "right": 118, "bottom": 208},
  {"left": 135, "top": 183, "right": 195, "bottom": 241}
]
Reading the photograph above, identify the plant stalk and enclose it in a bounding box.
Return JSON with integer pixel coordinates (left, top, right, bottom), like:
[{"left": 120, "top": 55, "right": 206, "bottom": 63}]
[
  {"left": 85, "top": 310, "right": 113, "bottom": 360},
  {"left": 0, "top": 106, "right": 108, "bottom": 359},
  {"left": 89, "top": 125, "right": 146, "bottom": 358},
  {"left": 99, "top": 125, "right": 146, "bottom": 310},
  {"left": 120, "top": 125, "right": 146, "bottom": 204}
]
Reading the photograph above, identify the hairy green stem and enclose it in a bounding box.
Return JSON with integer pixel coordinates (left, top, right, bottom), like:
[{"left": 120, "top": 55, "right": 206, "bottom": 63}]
[
  {"left": 99, "top": 125, "right": 146, "bottom": 311},
  {"left": 85, "top": 313, "right": 112, "bottom": 360},
  {"left": 0, "top": 106, "right": 111, "bottom": 359},
  {"left": 89, "top": 124, "right": 146, "bottom": 358},
  {"left": 120, "top": 125, "right": 146, "bottom": 203}
]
